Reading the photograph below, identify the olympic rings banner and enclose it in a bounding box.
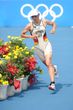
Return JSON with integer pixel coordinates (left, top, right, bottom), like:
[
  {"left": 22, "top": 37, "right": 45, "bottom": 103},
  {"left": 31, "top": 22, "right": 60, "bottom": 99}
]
[
  {"left": 20, "top": 3, "right": 63, "bottom": 22},
  {"left": 0, "top": 0, "right": 73, "bottom": 27}
]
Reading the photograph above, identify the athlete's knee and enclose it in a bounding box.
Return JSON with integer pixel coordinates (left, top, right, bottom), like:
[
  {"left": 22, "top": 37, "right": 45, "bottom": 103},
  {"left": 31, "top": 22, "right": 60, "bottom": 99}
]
[{"left": 45, "top": 61, "right": 53, "bottom": 68}]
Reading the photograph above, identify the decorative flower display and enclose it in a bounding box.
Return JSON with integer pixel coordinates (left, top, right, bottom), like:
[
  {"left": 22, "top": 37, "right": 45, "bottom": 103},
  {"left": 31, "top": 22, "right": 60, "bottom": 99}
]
[{"left": 0, "top": 36, "right": 43, "bottom": 89}]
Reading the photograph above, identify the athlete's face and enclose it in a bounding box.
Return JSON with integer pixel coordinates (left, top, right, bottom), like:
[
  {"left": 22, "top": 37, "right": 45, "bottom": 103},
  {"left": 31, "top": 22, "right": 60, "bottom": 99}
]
[{"left": 31, "top": 14, "right": 39, "bottom": 22}]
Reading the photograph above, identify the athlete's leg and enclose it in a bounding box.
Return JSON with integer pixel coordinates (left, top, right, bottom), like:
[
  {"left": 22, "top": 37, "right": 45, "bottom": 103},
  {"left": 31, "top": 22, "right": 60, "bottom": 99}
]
[
  {"left": 44, "top": 42, "right": 56, "bottom": 90},
  {"left": 34, "top": 47, "right": 45, "bottom": 61},
  {"left": 35, "top": 47, "right": 55, "bottom": 80},
  {"left": 34, "top": 44, "right": 56, "bottom": 90},
  {"left": 45, "top": 54, "right": 55, "bottom": 81}
]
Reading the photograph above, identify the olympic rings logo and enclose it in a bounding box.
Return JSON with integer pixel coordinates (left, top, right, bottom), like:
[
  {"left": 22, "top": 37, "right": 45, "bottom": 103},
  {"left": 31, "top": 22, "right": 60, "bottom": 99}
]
[{"left": 20, "top": 4, "right": 64, "bottom": 22}]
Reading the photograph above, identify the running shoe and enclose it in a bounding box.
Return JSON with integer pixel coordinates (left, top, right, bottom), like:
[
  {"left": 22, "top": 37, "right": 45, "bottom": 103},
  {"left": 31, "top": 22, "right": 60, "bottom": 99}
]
[{"left": 48, "top": 82, "right": 56, "bottom": 91}]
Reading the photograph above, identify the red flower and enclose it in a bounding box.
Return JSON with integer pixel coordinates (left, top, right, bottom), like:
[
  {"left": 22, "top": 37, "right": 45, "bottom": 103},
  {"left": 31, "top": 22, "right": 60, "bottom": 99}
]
[
  {"left": 25, "top": 57, "right": 37, "bottom": 72},
  {"left": 6, "top": 63, "right": 19, "bottom": 76},
  {"left": 28, "top": 74, "right": 37, "bottom": 86},
  {"left": 14, "top": 79, "right": 20, "bottom": 90},
  {"left": 0, "top": 47, "right": 3, "bottom": 54},
  {"left": 0, "top": 45, "right": 9, "bottom": 55},
  {"left": 8, "top": 78, "right": 14, "bottom": 85}
]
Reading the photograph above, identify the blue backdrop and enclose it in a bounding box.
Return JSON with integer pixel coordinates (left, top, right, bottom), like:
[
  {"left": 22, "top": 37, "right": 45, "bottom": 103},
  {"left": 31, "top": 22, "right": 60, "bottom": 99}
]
[{"left": 0, "top": 0, "right": 73, "bottom": 27}]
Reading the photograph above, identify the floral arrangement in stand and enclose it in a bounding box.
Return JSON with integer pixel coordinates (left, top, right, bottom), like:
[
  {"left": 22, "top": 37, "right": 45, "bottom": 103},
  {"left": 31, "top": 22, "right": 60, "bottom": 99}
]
[{"left": 0, "top": 36, "right": 43, "bottom": 100}]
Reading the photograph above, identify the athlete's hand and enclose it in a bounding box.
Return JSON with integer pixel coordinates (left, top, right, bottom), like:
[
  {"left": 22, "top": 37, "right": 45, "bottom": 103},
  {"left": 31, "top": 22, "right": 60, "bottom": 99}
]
[
  {"left": 21, "top": 33, "right": 26, "bottom": 38},
  {"left": 21, "top": 35, "right": 25, "bottom": 38},
  {"left": 21, "top": 33, "right": 38, "bottom": 39},
  {"left": 50, "top": 29, "right": 56, "bottom": 34},
  {"left": 21, "top": 34, "right": 31, "bottom": 38},
  {"left": 32, "top": 34, "right": 38, "bottom": 38}
]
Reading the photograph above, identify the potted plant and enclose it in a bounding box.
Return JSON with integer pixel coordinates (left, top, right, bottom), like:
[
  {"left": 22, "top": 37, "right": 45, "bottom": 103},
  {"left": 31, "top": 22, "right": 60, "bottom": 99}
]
[
  {"left": 0, "top": 60, "right": 9, "bottom": 100},
  {"left": 0, "top": 36, "right": 43, "bottom": 99}
]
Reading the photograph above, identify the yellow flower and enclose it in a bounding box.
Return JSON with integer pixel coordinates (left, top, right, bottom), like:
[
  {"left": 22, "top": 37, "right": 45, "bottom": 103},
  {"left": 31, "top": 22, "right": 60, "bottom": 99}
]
[
  {"left": 0, "top": 60, "right": 3, "bottom": 65},
  {"left": 19, "top": 38, "right": 23, "bottom": 41},
  {"left": 14, "top": 56, "right": 18, "bottom": 59},
  {"left": 11, "top": 37, "right": 14, "bottom": 40},
  {"left": 0, "top": 80, "right": 2, "bottom": 83},
  {"left": 8, "top": 35, "right": 11, "bottom": 38},
  {"left": 8, "top": 45, "right": 11, "bottom": 48},
  {"left": 13, "top": 51, "right": 19, "bottom": 55},
  {"left": 9, "top": 41, "right": 11, "bottom": 44},
  {"left": 21, "top": 49, "right": 24, "bottom": 52},
  {"left": 13, "top": 50, "right": 15, "bottom": 52},
  {"left": 8, "top": 53, "right": 12, "bottom": 56},
  {"left": 16, "top": 45, "right": 19, "bottom": 49},
  {"left": 19, "top": 47, "right": 23, "bottom": 50},
  {"left": 0, "top": 74, "right": 2, "bottom": 78},
  {"left": 19, "top": 54, "right": 22, "bottom": 57},
  {"left": 5, "top": 56, "right": 10, "bottom": 60},
  {"left": 3, "top": 55, "right": 6, "bottom": 58},
  {"left": 25, "top": 46, "right": 28, "bottom": 49},
  {"left": 25, "top": 51, "right": 29, "bottom": 55},
  {"left": 19, "top": 47, "right": 24, "bottom": 52},
  {"left": 4, "top": 42, "right": 8, "bottom": 45},
  {"left": 0, "top": 79, "right": 3, "bottom": 83},
  {"left": 31, "top": 46, "right": 34, "bottom": 50},
  {"left": 2, "top": 81, "right": 9, "bottom": 85},
  {"left": 6, "top": 47, "right": 9, "bottom": 51}
]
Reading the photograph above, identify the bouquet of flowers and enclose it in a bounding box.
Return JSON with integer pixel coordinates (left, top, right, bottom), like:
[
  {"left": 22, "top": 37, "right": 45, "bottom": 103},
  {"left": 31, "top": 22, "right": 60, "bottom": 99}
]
[{"left": 0, "top": 36, "right": 43, "bottom": 89}]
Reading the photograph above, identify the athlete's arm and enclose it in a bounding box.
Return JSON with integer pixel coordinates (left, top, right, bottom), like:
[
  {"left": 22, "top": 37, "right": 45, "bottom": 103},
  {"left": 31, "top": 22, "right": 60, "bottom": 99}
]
[
  {"left": 21, "top": 23, "right": 35, "bottom": 38},
  {"left": 44, "top": 19, "right": 57, "bottom": 34}
]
